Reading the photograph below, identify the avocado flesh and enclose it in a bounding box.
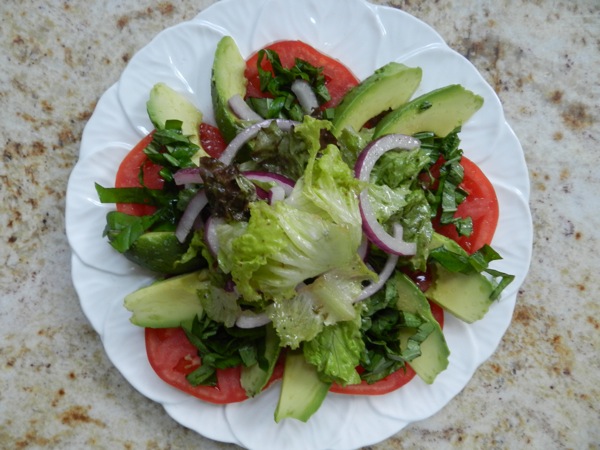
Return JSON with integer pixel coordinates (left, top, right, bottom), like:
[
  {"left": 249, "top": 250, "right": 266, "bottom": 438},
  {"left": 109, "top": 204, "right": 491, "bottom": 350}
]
[
  {"left": 393, "top": 273, "right": 449, "bottom": 384},
  {"left": 332, "top": 62, "right": 422, "bottom": 136},
  {"left": 374, "top": 84, "right": 484, "bottom": 138},
  {"left": 426, "top": 232, "right": 495, "bottom": 323},
  {"left": 211, "top": 36, "right": 249, "bottom": 142},
  {"left": 274, "top": 351, "right": 331, "bottom": 423},
  {"left": 124, "top": 270, "right": 207, "bottom": 328},
  {"left": 146, "top": 83, "right": 207, "bottom": 162},
  {"left": 123, "top": 231, "right": 206, "bottom": 275},
  {"left": 427, "top": 264, "right": 494, "bottom": 323}
]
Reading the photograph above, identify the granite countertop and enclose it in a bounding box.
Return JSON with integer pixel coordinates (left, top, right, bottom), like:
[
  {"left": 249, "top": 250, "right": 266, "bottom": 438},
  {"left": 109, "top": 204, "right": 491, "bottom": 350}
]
[{"left": 1, "top": 0, "right": 598, "bottom": 448}]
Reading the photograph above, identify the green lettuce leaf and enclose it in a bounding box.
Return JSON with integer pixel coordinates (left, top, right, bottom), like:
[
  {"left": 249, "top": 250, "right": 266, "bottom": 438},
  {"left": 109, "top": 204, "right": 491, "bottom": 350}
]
[
  {"left": 365, "top": 148, "right": 434, "bottom": 270},
  {"left": 369, "top": 147, "right": 431, "bottom": 189},
  {"left": 266, "top": 291, "right": 323, "bottom": 350},
  {"left": 335, "top": 126, "right": 374, "bottom": 167},
  {"left": 197, "top": 280, "right": 241, "bottom": 328},
  {"left": 227, "top": 200, "right": 360, "bottom": 302},
  {"left": 239, "top": 116, "right": 331, "bottom": 181},
  {"left": 303, "top": 317, "right": 364, "bottom": 386},
  {"left": 286, "top": 144, "right": 364, "bottom": 242},
  {"left": 266, "top": 256, "right": 376, "bottom": 349}
]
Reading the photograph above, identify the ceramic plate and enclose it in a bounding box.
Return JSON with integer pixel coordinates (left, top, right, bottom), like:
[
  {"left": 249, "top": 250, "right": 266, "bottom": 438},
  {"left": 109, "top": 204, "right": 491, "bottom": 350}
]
[{"left": 66, "top": 0, "right": 532, "bottom": 448}]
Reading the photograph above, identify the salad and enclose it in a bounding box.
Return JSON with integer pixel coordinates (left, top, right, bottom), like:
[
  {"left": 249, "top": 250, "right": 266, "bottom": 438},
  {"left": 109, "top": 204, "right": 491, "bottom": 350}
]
[{"left": 95, "top": 36, "right": 513, "bottom": 423}]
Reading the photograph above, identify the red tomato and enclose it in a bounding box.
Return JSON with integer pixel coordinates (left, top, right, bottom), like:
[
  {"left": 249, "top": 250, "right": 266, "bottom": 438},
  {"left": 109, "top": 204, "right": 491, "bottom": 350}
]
[
  {"left": 244, "top": 40, "right": 359, "bottom": 109},
  {"left": 432, "top": 156, "right": 499, "bottom": 254},
  {"left": 330, "top": 363, "right": 417, "bottom": 395},
  {"left": 115, "top": 132, "right": 163, "bottom": 216},
  {"left": 200, "top": 123, "right": 228, "bottom": 159},
  {"left": 330, "top": 302, "right": 444, "bottom": 395},
  {"left": 145, "top": 327, "right": 284, "bottom": 404}
]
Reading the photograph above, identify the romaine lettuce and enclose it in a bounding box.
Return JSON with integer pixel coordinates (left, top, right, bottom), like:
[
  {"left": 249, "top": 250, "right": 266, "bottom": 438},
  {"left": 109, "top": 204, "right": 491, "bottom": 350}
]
[{"left": 226, "top": 200, "right": 361, "bottom": 302}]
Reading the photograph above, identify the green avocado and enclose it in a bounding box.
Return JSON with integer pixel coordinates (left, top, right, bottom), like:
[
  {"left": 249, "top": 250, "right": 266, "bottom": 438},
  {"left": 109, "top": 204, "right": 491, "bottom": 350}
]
[
  {"left": 211, "top": 36, "right": 249, "bottom": 142},
  {"left": 374, "top": 84, "right": 484, "bottom": 138},
  {"left": 393, "top": 273, "right": 449, "bottom": 384},
  {"left": 332, "top": 62, "right": 422, "bottom": 136},
  {"left": 426, "top": 264, "right": 494, "bottom": 323},
  {"left": 426, "top": 233, "right": 495, "bottom": 323},
  {"left": 274, "top": 351, "right": 331, "bottom": 423},
  {"left": 146, "top": 83, "right": 205, "bottom": 154},
  {"left": 124, "top": 270, "right": 208, "bottom": 328},
  {"left": 123, "top": 231, "right": 206, "bottom": 275}
]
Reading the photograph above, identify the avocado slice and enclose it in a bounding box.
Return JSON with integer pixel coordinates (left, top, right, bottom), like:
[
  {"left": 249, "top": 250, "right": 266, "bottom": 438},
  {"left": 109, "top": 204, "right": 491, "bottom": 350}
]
[
  {"left": 374, "top": 84, "right": 484, "bottom": 138},
  {"left": 147, "top": 83, "right": 205, "bottom": 153},
  {"left": 426, "top": 233, "right": 495, "bottom": 323},
  {"left": 274, "top": 351, "right": 331, "bottom": 423},
  {"left": 122, "top": 231, "right": 206, "bottom": 275},
  {"left": 426, "top": 264, "right": 494, "bottom": 323},
  {"left": 394, "top": 273, "right": 449, "bottom": 384},
  {"left": 124, "top": 270, "right": 207, "bottom": 328},
  {"left": 211, "top": 36, "right": 249, "bottom": 142},
  {"left": 332, "top": 62, "right": 422, "bottom": 136}
]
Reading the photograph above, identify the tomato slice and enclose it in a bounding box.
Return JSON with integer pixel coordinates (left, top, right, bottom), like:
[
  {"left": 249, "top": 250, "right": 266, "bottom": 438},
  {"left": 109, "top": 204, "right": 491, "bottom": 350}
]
[
  {"left": 115, "top": 132, "right": 163, "bottom": 216},
  {"left": 244, "top": 40, "right": 359, "bottom": 109},
  {"left": 330, "top": 302, "right": 444, "bottom": 395},
  {"left": 200, "top": 122, "right": 228, "bottom": 159},
  {"left": 433, "top": 156, "right": 499, "bottom": 254},
  {"left": 145, "top": 327, "right": 284, "bottom": 404}
]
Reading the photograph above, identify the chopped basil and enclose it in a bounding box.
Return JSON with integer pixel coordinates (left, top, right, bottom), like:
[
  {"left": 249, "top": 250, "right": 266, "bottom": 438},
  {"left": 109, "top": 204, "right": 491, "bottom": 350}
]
[
  {"left": 182, "top": 314, "right": 268, "bottom": 387},
  {"left": 143, "top": 120, "right": 200, "bottom": 181},
  {"left": 429, "top": 244, "right": 515, "bottom": 300},
  {"left": 250, "top": 48, "right": 330, "bottom": 120}
]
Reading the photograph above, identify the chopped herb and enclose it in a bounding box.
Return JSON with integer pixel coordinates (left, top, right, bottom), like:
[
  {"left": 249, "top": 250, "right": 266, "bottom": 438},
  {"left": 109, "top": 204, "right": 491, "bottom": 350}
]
[
  {"left": 182, "top": 314, "right": 268, "bottom": 387},
  {"left": 249, "top": 48, "right": 330, "bottom": 120},
  {"left": 143, "top": 120, "right": 200, "bottom": 181}
]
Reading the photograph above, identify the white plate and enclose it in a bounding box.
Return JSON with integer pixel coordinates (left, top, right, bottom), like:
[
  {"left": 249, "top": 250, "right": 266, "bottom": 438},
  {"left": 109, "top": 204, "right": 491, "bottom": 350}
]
[{"left": 65, "top": 0, "right": 532, "bottom": 448}]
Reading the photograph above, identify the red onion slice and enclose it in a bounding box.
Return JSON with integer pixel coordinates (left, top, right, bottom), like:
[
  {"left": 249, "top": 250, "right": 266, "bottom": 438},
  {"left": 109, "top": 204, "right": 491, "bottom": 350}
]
[
  {"left": 291, "top": 79, "right": 319, "bottom": 115},
  {"left": 236, "top": 311, "right": 271, "bottom": 329},
  {"left": 173, "top": 167, "right": 203, "bottom": 185},
  {"left": 354, "top": 248, "right": 400, "bottom": 303},
  {"left": 218, "top": 119, "right": 298, "bottom": 166},
  {"left": 204, "top": 215, "right": 224, "bottom": 256},
  {"left": 355, "top": 134, "right": 421, "bottom": 179},
  {"left": 175, "top": 190, "right": 208, "bottom": 243},
  {"left": 268, "top": 185, "right": 286, "bottom": 204},
  {"left": 228, "top": 94, "right": 264, "bottom": 122},
  {"left": 355, "top": 134, "right": 421, "bottom": 256},
  {"left": 357, "top": 233, "right": 369, "bottom": 261},
  {"left": 242, "top": 171, "right": 295, "bottom": 196}
]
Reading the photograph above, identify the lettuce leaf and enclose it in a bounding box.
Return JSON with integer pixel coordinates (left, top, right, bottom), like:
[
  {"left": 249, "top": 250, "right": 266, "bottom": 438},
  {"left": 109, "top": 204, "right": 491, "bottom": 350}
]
[
  {"left": 197, "top": 280, "right": 241, "bottom": 328},
  {"left": 266, "top": 290, "right": 323, "bottom": 349},
  {"left": 227, "top": 200, "right": 360, "bottom": 302},
  {"left": 366, "top": 147, "right": 434, "bottom": 270},
  {"left": 239, "top": 116, "right": 331, "bottom": 180},
  {"left": 303, "top": 316, "right": 364, "bottom": 386},
  {"left": 286, "top": 144, "right": 364, "bottom": 242},
  {"left": 266, "top": 257, "right": 376, "bottom": 349},
  {"left": 225, "top": 138, "right": 370, "bottom": 303}
]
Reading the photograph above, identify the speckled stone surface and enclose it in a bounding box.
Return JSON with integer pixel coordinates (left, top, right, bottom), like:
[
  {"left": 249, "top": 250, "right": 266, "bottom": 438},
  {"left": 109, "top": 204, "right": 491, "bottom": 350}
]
[{"left": 1, "top": 0, "right": 598, "bottom": 448}]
